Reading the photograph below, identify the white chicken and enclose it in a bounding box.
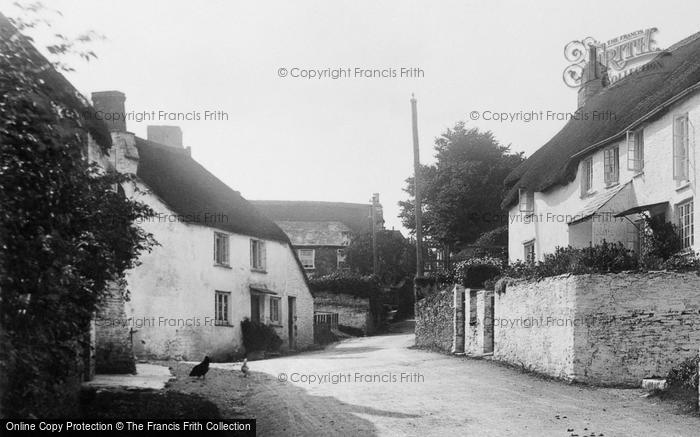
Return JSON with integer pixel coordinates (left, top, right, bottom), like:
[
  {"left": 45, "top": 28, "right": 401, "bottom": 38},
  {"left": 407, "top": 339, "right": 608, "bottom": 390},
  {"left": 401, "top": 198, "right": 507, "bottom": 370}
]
[{"left": 241, "top": 358, "right": 249, "bottom": 377}]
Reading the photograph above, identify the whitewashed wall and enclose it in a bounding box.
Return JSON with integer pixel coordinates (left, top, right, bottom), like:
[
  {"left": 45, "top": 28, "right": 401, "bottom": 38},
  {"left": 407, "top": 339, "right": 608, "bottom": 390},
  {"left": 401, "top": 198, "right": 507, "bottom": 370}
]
[{"left": 509, "top": 91, "right": 700, "bottom": 262}]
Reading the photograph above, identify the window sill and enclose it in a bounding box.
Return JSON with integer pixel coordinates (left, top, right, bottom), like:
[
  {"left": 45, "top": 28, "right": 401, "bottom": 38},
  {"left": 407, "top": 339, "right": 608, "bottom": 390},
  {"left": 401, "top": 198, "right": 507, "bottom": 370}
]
[
  {"left": 632, "top": 171, "right": 644, "bottom": 178},
  {"left": 251, "top": 268, "right": 267, "bottom": 274},
  {"left": 580, "top": 190, "right": 597, "bottom": 199},
  {"left": 214, "top": 322, "right": 233, "bottom": 327},
  {"left": 269, "top": 323, "right": 283, "bottom": 328},
  {"left": 676, "top": 182, "right": 691, "bottom": 192},
  {"left": 604, "top": 182, "right": 620, "bottom": 189},
  {"left": 214, "top": 263, "right": 232, "bottom": 269}
]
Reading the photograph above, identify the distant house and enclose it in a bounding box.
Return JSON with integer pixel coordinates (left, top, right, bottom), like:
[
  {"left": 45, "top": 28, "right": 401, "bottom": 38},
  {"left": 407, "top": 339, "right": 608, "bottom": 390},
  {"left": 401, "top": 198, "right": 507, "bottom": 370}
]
[
  {"left": 251, "top": 198, "right": 385, "bottom": 276},
  {"left": 503, "top": 32, "right": 700, "bottom": 262},
  {"left": 90, "top": 91, "right": 314, "bottom": 361}
]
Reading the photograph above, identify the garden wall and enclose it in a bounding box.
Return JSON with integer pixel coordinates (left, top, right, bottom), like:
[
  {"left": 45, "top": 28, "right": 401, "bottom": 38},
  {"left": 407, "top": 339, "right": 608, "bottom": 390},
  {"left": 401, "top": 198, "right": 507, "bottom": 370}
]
[
  {"left": 415, "top": 286, "right": 454, "bottom": 352},
  {"left": 495, "top": 272, "right": 700, "bottom": 386},
  {"left": 314, "top": 291, "right": 377, "bottom": 335}
]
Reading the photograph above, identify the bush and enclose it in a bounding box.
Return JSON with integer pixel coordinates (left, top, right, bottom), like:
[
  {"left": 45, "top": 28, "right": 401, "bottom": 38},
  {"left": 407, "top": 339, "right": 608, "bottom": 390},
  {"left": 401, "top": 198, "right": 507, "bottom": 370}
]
[
  {"left": 455, "top": 256, "right": 503, "bottom": 288},
  {"left": 503, "top": 241, "right": 638, "bottom": 280},
  {"left": 666, "top": 356, "right": 699, "bottom": 392},
  {"left": 241, "top": 319, "right": 283, "bottom": 353},
  {"left": 308, "top": 271, "right": 381, "bottom": 298}
]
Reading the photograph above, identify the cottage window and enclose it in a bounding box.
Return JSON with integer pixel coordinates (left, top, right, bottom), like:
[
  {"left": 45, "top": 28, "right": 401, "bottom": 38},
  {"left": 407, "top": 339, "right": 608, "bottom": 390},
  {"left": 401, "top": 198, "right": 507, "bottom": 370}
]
[
  {"left": 673, "top": 114, "right": 690, "bottom": 181},
  {"left": 678, "top": 199, "right": 694, "bottom": 250},
  {"left": 603, "top": 146, "right": 619, "bottom": 185},
  {"left": 250, "top": 239, "right": 267, "bottom": 271},
  {"left": 581, "top": 158, "right": 593, "bottom": 195},
  {"left": 627, "top": 129, "right": 644, "bottom": 172},
  {"left": 523, "top": 240, "right": 535, "bottom": 264},
  {"left": 336, "top": 248, "right": 347, "bottom": 269},
  {"left": 214, "top": 232, "right": 229, "bottom": 266},
  {"left": 270, "top": 297, "right": 281, "bottom": 324},
  {"left": 215, "top": 291, "right": 231, "bottom": 326},
  {"left": 518, "top": 189, "right": 534, "bottom": 213},
  {"left": 298, "top": 249, "right": 315, "bottom": 269}
]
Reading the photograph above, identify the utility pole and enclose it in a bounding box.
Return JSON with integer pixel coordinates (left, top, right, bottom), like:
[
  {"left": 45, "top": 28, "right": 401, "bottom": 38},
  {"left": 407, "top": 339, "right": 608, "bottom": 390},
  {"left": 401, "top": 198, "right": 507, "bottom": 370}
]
[
  {"left": 411, "top": 94, "right": 424, "bottom": 277},
  {"left": 370, "top": 193, "right": 379, "bottom": 276}
]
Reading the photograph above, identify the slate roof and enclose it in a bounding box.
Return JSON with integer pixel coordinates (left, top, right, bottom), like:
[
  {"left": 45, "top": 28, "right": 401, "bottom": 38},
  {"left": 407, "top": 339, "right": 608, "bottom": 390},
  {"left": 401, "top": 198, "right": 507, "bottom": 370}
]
[
  {"left": 135, "top": 139, "right": 289, "bottom": 243},
  {"left": 567, "top": 181, "right": 631, "bottom": 224},
  {"left": 276, "top": 221, "right": 353, "bottom": 246},
  {"left": 250, "top": 200, "right": 375, "bottom": 234},
  {"left": 502, "top": 31, "right": 700, "bottom": 209}
]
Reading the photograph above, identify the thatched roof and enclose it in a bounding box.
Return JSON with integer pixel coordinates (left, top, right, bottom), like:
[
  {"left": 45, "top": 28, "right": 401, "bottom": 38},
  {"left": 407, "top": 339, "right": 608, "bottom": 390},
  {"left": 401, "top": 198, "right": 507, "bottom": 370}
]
[
  {"left": 0, "top": 12, "right": 111, "bottom": 150},
  {"left": 502, "top": 31, "right": 700, "bottom": 209},
  {"left": 135, "top": 139, "right": 290, "bottom": 243}
]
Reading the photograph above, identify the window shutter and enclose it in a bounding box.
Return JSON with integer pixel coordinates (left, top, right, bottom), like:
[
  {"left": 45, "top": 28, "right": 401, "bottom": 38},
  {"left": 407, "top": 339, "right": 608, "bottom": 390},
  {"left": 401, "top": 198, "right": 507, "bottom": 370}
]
[
  {"left": 250, "top": 240, "right": 254, "bottom": 267},
  {"left": 261, "top": 242, "right": 267, "bottom": 270},
  {"left": 213, "top": 233, "right": 217, "bottom": 262},
  {"left": 224, "top": 235, "right": 229, "bottom": 264}
]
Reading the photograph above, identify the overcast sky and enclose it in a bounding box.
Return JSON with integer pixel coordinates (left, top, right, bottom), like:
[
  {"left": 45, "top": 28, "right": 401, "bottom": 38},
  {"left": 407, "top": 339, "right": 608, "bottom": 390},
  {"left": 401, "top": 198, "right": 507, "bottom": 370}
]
[{"left": 5, "top": 0, "right": 700, "bottom": 231}]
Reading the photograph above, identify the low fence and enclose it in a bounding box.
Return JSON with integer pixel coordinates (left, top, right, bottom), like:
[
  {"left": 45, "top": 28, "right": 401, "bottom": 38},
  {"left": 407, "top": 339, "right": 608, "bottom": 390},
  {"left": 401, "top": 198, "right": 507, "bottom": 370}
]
[{"left": 314, "top": 312, "right": 339, "bottom": 330}]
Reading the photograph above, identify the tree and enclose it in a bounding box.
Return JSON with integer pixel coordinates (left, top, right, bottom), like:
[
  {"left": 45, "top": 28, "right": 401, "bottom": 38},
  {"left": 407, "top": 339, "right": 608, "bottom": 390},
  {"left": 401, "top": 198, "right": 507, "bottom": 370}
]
[
  {"left": 0, "top": 9, "right": 155, "bottom": 417},
  {"left": 399, "top": 123, "right": 524, "bottom": 251},
  {"left": 344, "top": 230, "right": 416, "bottom": 284}
]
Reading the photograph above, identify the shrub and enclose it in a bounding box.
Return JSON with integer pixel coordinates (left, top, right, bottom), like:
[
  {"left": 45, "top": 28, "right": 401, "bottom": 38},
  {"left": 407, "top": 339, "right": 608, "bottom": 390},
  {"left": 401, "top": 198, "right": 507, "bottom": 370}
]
[
  {"left": 308, "top": 271, "right": 381, "bottom": 298},
  {"left": 503, "top": 241, "right": 638, "bottom": 280},
  {"left": 241, "top": 319, "right": 283, "bottom": 353},
  {"left": 455, "top": 256, "right": 503, "bottom": 288},
  {"left": 641, "top": 215, "right": 682, "bottom": 265},
  {"left": 666, "top": 356, "right": 699, "bottom": 392}
]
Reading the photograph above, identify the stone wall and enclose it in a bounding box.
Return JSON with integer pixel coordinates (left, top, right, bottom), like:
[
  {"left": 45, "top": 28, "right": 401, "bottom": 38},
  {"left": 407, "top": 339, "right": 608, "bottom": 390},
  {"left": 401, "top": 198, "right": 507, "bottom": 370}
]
[
  {"left": 495, "top": 272, "right": 700, "bottom": 386},
  {"left": 415, "top": 287, "right": 454, "bottom": 352},
  {"left": 314, "top": 291, "right": 376, "bottom": 335},
  {"left": 465, "top": 289, "right": 494, "bottom": 355},
  {"left": 94, "top": 282, "right": 136, "bottom": 374}
]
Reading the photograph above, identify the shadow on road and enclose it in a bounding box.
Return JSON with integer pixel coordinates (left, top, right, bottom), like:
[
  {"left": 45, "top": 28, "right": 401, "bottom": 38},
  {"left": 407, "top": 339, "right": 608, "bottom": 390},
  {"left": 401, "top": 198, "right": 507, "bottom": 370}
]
[{"left": 244, "top": 371, "right": 420, "bottom": 436}]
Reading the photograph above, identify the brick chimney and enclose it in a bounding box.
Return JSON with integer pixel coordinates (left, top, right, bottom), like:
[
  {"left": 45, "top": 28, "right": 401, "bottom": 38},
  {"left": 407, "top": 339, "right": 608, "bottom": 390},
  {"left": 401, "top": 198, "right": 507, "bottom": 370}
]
[
  {"left": 577, "top": 45, "right": 608, "bottom": 108},
  {"left": 91, "top": 90, "right": 138, "bottom": 174},
  {"left": 147, "top": 125, "right": 183, "bottom": 148}
]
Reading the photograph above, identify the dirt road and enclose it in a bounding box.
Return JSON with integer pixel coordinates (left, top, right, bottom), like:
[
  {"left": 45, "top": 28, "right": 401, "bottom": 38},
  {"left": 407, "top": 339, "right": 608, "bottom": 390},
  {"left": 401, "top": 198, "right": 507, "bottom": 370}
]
[{"left": 205, "top": 324, "right": 697, "bottom": 436}]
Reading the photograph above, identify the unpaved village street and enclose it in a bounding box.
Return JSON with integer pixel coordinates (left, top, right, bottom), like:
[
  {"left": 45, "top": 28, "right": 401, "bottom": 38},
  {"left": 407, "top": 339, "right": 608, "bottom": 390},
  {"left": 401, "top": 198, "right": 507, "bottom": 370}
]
[{"left": 184, "top": 323, "right": 699, "bottom": 437}]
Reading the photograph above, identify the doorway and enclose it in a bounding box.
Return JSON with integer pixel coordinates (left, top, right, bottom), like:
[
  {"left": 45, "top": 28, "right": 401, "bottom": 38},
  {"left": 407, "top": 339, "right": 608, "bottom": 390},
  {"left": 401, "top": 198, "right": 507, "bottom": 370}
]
[{"left": 288, "top": 296, "right": 296, "bottom": 350}]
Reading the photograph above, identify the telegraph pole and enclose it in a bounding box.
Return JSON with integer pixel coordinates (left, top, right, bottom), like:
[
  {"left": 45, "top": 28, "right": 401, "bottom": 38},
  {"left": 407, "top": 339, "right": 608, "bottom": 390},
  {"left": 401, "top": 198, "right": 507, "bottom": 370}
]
[
  {"left": 370, "top": 193, "right": 379, "bottom": 276},
  {"left": 411, "top": 94, "right": 424, "bottom": 277}
]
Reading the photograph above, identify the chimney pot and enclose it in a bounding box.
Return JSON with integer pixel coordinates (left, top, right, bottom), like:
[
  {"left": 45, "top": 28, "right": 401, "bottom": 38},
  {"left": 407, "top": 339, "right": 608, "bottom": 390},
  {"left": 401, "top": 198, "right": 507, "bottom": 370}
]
[
  {"left": 91, "top": 91, "right": 126, "bottom": 132},
  {"left": 147, "top": 125, "right": 183, "bottom": 148}
]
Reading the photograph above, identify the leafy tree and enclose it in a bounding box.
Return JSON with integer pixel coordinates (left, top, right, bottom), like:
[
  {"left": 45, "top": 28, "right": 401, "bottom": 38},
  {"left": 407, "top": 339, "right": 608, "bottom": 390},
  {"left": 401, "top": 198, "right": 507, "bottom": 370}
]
[
  {"left": 399, "top": 123, "right": 524, "bottom": 251},
  {"left": 0, "top": 9, "right": 155, "bottom": 417},
  {"left": 344, "top": 230, "right": 416, "bottom": 284}
]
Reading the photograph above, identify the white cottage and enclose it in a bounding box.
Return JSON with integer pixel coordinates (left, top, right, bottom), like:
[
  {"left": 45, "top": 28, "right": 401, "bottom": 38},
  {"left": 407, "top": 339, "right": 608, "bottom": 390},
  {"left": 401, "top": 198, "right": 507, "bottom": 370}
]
[
  {"left": 90, "top": 91, "right": 314, "bottom": 361},
  {"left": 504, "top": 32, "right": 700, "bottom": 263}
]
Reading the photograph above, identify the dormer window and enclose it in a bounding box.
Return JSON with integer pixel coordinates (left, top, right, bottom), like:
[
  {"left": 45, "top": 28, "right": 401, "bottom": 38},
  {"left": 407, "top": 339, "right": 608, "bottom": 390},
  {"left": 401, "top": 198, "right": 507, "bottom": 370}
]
[
  {"left": 518, "top": 189, "right": 534, "bottom": 213},
  {"left": 581, "top": 158, "right": 593, "bottom": 196}
]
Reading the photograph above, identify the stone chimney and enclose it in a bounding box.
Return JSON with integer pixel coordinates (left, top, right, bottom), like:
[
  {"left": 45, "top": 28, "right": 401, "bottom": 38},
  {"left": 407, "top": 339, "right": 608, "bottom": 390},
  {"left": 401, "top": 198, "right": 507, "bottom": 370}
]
[
  {"left": 147, "top": 125, "right": 183, "bottom": 148},
  {"left": 91, "top": 90, "right": 138, "bottom": 174},
  {"left": 91, "top": 91, "right": 126, "bottom": 132},
  {"left": 577, "top": 45, "right": 608, "bottom": 108}
]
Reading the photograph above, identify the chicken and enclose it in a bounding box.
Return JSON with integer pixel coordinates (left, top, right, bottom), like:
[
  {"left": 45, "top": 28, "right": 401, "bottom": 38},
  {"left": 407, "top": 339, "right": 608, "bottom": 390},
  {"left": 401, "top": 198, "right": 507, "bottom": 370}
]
[
  {"left": 189, "top": 356, "right": 210, "bottom": 379},
  {"left": 241, "top": 358, "right": 249, "bottom": 377}
]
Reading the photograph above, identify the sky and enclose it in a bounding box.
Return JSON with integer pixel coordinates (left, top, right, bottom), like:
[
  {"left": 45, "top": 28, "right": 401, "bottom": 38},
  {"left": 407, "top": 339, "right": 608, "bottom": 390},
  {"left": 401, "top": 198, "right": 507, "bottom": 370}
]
[{"left": 4, "top": 0, "right": 700, "bottom": 231}]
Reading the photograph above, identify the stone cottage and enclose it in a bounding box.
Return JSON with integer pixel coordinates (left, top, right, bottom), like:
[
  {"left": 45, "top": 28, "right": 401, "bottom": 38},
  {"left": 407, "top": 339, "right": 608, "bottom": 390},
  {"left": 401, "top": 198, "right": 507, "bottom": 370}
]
[
  {"left": 251, "top": 196, "right": 384, "bottom": 276},
  {"left": 90, "top": 91, "right": 314, "bottom": 361}
]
